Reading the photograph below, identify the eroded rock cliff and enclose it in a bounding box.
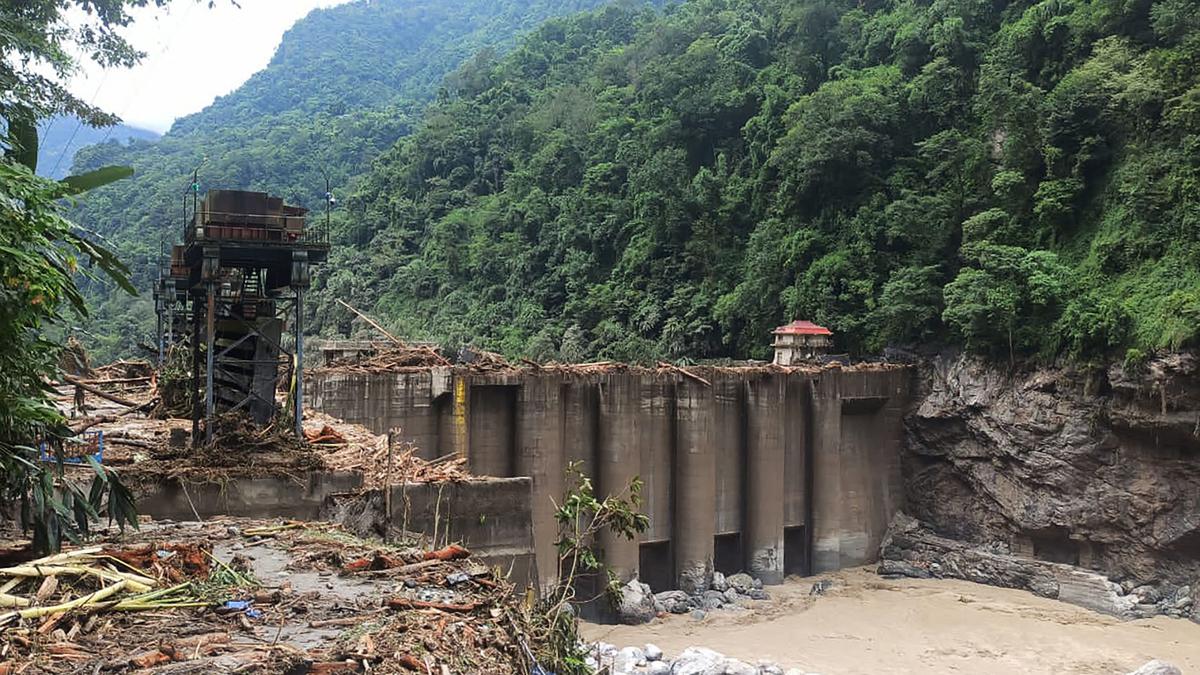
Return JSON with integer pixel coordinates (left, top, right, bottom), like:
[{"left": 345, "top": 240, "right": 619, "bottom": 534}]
[{"left": 902, "top": 352, "right": 1200, "bottom": 604}]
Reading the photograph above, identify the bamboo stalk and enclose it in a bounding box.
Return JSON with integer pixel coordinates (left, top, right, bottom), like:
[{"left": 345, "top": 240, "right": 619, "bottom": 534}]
[
  {"left": 22, "top": 547, "right": 103, "bottom": 566},
  {"left": 1, "top": 580, "right": 127, "bottom": 622},
  {"left": 0, "top": 564, "right": 155, "bottom": 592},
  {"left": 0, "top": 594, "right": 29, "bottom": 608}
]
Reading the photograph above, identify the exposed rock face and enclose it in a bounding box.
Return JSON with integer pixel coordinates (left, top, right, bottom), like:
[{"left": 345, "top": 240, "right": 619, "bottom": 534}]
[{"left": 904, "top": 352, "right": 1200, "bottom": 603}]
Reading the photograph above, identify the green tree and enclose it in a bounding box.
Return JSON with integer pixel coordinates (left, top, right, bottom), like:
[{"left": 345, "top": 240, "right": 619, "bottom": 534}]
[
  {"left": 0, "top": 0, "right": 203, "bottom": 551},
  {"left": 942, "top": 243, "right": 1069, "bottom": 362}
]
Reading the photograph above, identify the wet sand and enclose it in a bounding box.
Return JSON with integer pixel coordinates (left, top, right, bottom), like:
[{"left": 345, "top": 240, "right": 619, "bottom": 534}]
[{"left": 581, "top": 568, "right": 1200, "bottom": 674}]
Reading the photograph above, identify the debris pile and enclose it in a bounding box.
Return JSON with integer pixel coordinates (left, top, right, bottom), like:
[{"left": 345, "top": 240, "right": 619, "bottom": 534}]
[
  {"left": 51, "top": 374, "right": 471, "bottom": 485},
  {"left": 321, "top": 343, "right": 452, "bottom": 372},
  {"left": 311, "top": 412, "right": 472, "bottom": 486},
  {"left": 317, "top": 341, "right": 522, "bottom": 374},
  {"left": 0, "top": 540, "right": 253, "bottom": 670},
  {"left": 0, "top": 519, "right": 542, "bottom": 674}
]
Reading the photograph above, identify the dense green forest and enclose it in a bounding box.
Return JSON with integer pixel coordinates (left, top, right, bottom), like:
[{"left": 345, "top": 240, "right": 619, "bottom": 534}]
[
  {"left": 68, "top": 0, "right": 623, "bottom": 361},
  {"left": 310, "top": 0, "right": 1200, "bottom": 363}
]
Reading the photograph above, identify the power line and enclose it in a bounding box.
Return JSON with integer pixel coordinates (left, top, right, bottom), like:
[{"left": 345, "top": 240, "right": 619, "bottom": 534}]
[
  {"left": 48, "top": 70, "right": 109, "bottom": 177},
  {"left": 94, "top": 1, "right": 197, "bottom": 148}
]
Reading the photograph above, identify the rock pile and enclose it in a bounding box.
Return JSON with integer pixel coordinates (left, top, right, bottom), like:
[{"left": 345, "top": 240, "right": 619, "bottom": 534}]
[
  {"left": 879, "top": 511, "right": 1199, "bottom": 621},
  {"left": 616, "top": 572, "right": 769, "bottom": 624},
  {"left": 588, "top": 643, "right": 820, "bottom": 675}
]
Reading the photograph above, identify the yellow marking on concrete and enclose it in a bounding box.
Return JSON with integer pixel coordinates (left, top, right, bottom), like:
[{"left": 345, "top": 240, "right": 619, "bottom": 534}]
[{"left": 454, "top": 376, "right": 468, "bottom": 460}]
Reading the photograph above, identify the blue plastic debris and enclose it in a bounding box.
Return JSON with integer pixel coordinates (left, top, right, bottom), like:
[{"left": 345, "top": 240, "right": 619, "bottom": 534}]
[
  {"left": 223, "top": 600, "right": 252, "bottom": 612},
  {"left": 39, "top": 431, "right": 103, "bottom": 466}
]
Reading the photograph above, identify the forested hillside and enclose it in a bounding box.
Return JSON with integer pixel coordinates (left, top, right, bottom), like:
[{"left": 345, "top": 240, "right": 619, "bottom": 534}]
[
  {"left": 36, "top": 115, "right": 158, "bottom": 180},
  {"left": 318, "top": 0, "right": 1200, "bottom": 363},
  {"left": 69, "top": 0, "right": 620, "bottom": 360}
]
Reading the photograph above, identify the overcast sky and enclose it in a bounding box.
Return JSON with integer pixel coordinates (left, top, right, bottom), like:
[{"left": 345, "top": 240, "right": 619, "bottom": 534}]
[{"left": 66, "top": 0, "right": 356, "bottom": 134}]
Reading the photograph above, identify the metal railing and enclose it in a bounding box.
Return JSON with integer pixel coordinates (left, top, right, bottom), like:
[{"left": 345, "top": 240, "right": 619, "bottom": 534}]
[{"left": 184, "top": 209, "right": 329, "bottom": 247}]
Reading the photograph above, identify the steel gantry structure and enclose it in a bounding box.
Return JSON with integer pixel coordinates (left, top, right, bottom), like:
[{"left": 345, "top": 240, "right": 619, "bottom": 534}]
[{"left": 158, "top": 188, "right": 329, "bottom": 445}]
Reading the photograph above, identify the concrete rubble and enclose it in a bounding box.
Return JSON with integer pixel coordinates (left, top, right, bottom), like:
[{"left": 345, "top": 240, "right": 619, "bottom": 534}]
[{"left": 587, "top": 642, "right": 821, "bottom": 675}]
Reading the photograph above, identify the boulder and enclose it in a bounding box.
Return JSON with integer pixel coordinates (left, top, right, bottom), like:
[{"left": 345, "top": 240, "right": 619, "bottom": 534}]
[
  {"left": 656, "top": 590, "right": 693, "bottom": 614},
  {"left": 612, "top": 646, "right": 645, "bottom": 672},
  {"left": 720, "top": 659, "right": 758, "bottom": 675},
  {"left": 712, "top": 571, "right": 729, "bottom": 592},
  {"left": 645, "top": 643, "right": 664, "bottom": 662},
  {"left": 616, "top": 579, "right": 656, "bottom": 625},
  {"left": 727, "top": 573, "right": 756, "bottom": 594},
  {"left": 670, "top": 647, "right": 726, "bottom": 675},
  {"left": 702, "top": 590, "right": 727, "bottom": 609}
]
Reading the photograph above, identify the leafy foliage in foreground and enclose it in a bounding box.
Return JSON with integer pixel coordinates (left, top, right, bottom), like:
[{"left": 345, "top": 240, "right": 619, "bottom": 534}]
[
  {"left": 0, "top": 161, "right": 139, "bottom": 553},
  {"left": 0, "top": 0, "right": 159, "bottom": 551},
  {"left": 320, "top": 0, "right": 1200, "bottom": 362}
]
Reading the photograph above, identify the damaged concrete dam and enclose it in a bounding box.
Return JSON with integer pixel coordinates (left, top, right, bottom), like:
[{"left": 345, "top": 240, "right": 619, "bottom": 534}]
[
  {"left": 309, "top": 350, "right": 1200, "bottom": 628},
  {"left": 308, "top": 363, "right": 911, "bottom": 595}
]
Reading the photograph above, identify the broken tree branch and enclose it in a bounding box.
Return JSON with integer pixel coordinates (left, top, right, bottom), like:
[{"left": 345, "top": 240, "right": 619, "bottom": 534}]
[{"left": 335, "top": 299, "right": 405, "bottom": 347}]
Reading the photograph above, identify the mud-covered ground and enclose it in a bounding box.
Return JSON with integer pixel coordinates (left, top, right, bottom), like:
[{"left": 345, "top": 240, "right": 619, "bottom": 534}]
[{"left": 582, "top": 568, "right": 1200, "bottom": 675}]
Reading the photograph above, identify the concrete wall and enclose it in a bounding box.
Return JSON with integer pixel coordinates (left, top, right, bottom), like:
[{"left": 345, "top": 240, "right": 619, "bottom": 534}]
[
  {"left": 136, "top": 471, "right": 364, "bottom": 521},
  {"left": 309, "top": 365, "right": 911, "bottom": 591},
  {"left": 380, "top": 478, "right": 537, "bottom": 588},
  {"left": 135, "top": 472, "right": 537, "bottom": 589},
  {"left": 307, "top": 369, "right": 450, "bottom": 459}
]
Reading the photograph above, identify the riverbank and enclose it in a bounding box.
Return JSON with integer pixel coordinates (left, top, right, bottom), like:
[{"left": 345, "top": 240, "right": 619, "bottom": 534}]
[{"left": 581, "top": 568, "right": 1200, "bottom": 674}]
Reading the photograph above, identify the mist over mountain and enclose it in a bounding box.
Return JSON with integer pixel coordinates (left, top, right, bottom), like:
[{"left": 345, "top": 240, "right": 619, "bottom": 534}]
[{"left": 36, "top": 115, "right": 157, "bottom": 180}]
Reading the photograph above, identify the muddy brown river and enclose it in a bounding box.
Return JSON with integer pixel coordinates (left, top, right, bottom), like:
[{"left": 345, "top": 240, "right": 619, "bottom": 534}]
[{"left": 582, "top": 568, "right": 1200, "bottom": 674}]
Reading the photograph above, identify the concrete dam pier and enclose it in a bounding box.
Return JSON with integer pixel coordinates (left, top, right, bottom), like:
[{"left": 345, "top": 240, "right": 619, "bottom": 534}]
[{"left": 309, "top": 364, "right": 911, "bottom": 592}]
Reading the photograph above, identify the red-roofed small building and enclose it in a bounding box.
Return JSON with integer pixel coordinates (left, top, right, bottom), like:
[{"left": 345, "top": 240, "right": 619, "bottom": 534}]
[{"left": 772, "top": 320, "right": 833, "bottom": 365}]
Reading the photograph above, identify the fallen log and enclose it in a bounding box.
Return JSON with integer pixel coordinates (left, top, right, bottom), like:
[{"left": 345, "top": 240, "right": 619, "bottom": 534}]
[
  {"left": 385, "top": 598, "right": 481, "bottom": 612},
  {"left": 77, "top": 376, "right": 153, "bottom": 385},
  {"left": 308, "top": 614, "right": 382, "bottom": 629},
  {"left": 104, "top": 436, "right": 158, "bottom": 450},
  {"left": 657, "top": 362, "right": 712, "bottom": 387},
  {"left": 62, "top": 375, "right": 141, "bottom": 409},
  {"left": 358, "top": 558, "right": 444, "bottom": 578}
]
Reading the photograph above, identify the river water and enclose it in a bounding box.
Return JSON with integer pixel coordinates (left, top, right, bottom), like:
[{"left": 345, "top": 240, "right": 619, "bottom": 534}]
[{"left": 581, "top": 567, "right": 1200, "bottom": 674}]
